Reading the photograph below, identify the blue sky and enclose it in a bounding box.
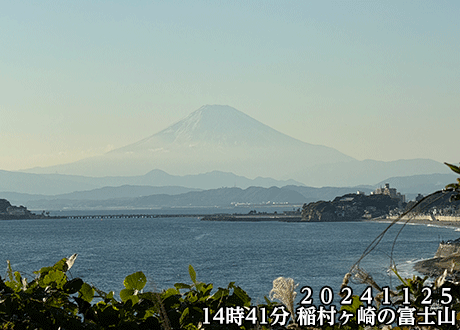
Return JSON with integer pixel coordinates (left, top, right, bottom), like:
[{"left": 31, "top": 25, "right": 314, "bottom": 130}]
[{"left": 1, "top": 1, "right": 459, "bottom": 171}]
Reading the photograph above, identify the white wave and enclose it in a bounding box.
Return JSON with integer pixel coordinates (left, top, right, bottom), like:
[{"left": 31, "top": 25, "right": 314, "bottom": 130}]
[
  {"left": 194, "top": 233, "right": 210, "bottom": 240},
  {"left": 391, "top": 257, "right": 432, "bottom": 282}
]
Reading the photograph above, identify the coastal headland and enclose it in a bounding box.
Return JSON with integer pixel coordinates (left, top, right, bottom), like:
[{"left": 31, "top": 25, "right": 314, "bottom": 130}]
[{"left": 0, "top": 198, "right": 60, "bottom": 220}]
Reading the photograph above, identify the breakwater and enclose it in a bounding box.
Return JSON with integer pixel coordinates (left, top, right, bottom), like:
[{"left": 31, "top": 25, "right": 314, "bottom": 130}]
[
  {"left": 7, "top": 212, "right": 302, "bottom": 221},
  {"left": 64, "top": 213, "right": 207, "bottom": 220},
  {"left": 201, "top": 214, "right": 301, "bottom": 222},
  {"left": 61, "top": 213, "right": 302, "bottom": 221}
]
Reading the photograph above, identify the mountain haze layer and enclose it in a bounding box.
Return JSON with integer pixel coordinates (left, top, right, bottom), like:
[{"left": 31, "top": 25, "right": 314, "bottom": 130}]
[
  {"left": 106, "top": 105, "right": 355, "bottom": 179},
  {"left": 26, "top": 105, "right": 354, "bottom": 180},
  {"left": 24, "top": 105, "right": 449, "bottom": 186},
  {"left": 116, "top": 105, "right": 350, "bottom": 155},
  {"left": 0, "top": 169, "right": 302, "bottom": 195}
]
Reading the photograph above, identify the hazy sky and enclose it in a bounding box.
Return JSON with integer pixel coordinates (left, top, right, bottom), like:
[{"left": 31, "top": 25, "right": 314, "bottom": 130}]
[{"left": 1, "top": 1, "right": 459, "bottom": 172}]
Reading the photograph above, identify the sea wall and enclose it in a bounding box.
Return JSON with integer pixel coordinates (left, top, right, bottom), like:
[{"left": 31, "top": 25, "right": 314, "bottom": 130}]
[
  {"left": 387, "top": 214, "right": 460, "bottom": 222},
  {"left": 436, "top": 215, "right": 460, "bottom": 221},
  {"left": 435, "top": 243, "right": 460, "bottom": 258}
]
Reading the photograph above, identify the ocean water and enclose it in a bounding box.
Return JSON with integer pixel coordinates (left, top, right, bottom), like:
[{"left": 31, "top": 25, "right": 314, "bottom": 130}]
[{"left": 1, "top": 214, "right": 459, "bottom": 306}]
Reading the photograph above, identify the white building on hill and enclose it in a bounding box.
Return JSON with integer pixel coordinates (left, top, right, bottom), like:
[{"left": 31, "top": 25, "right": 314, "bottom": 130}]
[{"left": 371, "top": 183, "right": 406, "bottom": 203}]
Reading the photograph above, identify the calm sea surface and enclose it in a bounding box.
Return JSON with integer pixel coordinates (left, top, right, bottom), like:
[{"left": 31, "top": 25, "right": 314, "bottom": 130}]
[{"left": 1, "top": 211, "right": 459, "bottom": 305}]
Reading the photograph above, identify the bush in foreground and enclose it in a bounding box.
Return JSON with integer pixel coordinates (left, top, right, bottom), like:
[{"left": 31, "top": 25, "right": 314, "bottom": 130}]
[{"left": 2, "top": 255, "right": 460, "bottom": 330}]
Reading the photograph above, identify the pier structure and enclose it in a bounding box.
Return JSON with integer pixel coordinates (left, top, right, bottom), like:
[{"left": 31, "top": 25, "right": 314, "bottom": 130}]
[{"left": 64, "top": 214, "right": 206, "bottom": 220}]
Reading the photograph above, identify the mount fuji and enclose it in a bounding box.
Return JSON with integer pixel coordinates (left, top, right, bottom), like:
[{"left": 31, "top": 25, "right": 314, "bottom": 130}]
[
  {"left": 25, "top": 105, "right": 447, "bottom": 186},
  {"left": 108, "top": 105, "right": 355, "bottom": 176}
]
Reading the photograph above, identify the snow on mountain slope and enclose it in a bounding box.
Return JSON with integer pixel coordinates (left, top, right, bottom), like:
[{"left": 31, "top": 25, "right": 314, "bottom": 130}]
[
  {"left": 116, "top": 105, "right": 311, "bottom": 150},
  {"left": 22, "top": 105, "right": 447, "bottom": 186},
  {"left": 99, "top": 105, "right": 354, "bottom": 178}
]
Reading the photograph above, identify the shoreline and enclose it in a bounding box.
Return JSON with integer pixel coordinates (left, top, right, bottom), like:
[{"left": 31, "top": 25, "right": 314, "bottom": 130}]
[
  {"left": 368, "top": 217, "right": 460, "bottom": 278},
  {"left": 413, "top": 254, "right": 460, "bottom": 278},
  {"left": 367, "top": 216, "right": 460, "bottom": 229}
]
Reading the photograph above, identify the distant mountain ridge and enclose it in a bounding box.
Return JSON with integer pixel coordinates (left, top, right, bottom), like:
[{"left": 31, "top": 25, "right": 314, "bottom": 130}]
[
  {"left": 23, "top": 105, "right": 355, "bottom": 181},
  {"left": 3, "top": 171, "right": 456, "bottom": 211},
  {"left": 20, "top": 105, "right": 449, "bottom": 186},
  {"left": 374, "top": 173, "right": 458, "bottom": 200},
  {"left": 20, "top": 186, "right": 364, "bottom": 210},
  {"left": 0, "top": 169, "right": 303, "bottom": 195},
  {"left": 298, "top": 158, "right": 449, "bottom": 187}
]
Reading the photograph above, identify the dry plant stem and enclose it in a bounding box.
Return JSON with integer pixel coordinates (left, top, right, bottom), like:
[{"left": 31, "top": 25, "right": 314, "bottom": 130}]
[
  {"left": 352, "top": 267, "right": 382, "bottom": 292},
  {"left": 342, "top": 190, "right": 447, "bottom": 294},
  {"left": 338, "top": 272, "right": 351, "bottom": 298},
  {"left": 154, "top": 291, "right": 171, "bottom": 330},
  {"left": 147, "top": 279, "right": 171, "bottom": 330},
  {"left": 269, "top": 277, "right": 299, "bottom": 326}
]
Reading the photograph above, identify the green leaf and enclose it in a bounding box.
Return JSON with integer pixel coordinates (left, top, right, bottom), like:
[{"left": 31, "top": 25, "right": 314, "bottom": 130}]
[
  {"left": 43, "top": 269, "right": 67, "bottom": 289},
  {"left": 212, "top": 288, "right": 229, "bottom": 300},
  {"left": 445, "top": 162, "right": 460, "bottom": 175},
  {"left": 120, "top": 288, "right": 135, "bottom": 302},
  {"left": 53, "top": 258, "right": 69, "bottom": 272},
  {"left": 14, "top": 271, "right": 21, "bottom": 284},
  {"left": 4, "top": 262, "right": 22, "bottom": 292},
  {"left": 187, "top": 293, "right": 198, "bottom": 303},
  {"left": 264, "top": 295, "right": 272, "bottom": 304},
  {"left": 96, "top": 305, "right": 120, "bottom": 326},
  {"left": 35, "top": 266, "right": 53, "bottom": 277},
  {"left": 197, "top": 283, "right": 213, "bottom": 296},
  {"left": 180, "top": 307, "right": 190, "bottom": 325},
  {"left": 120, "top": 288, "right": 140, "bottom": 305},
  {"left": 195, "top": 282, "right": 206, "bottom": 293},
  {"left": 175, "top": 282, "right": 192, "bottom": 290},
  {"left": 188, "top": 265, "right": 196, "bottom": 284},
  {"left": 162, "top": 287, "right": 180, "bottom": 299},
  {"left": 63, "top": 278, "right": 84, "bottom": 294},
  {"left": 124, "top": 297, "right": 134, "bottom": 309},
  {"left": 233, "top": 286, "right": 251, "bottom": 306},
  {"left": 446, "top": 183, "right": 458, "bottom": 189},
  {"left": 183, "top": 325, "right": 199, "bottom": 330},
  {"left": 6, "top": 261, "right": 15, "bottom": 284},
  {"left": 79, "top": 283, "right": 94, "bottom": 303},
  {"left": 123, "top": 271, "right": 147, "bottom": 291}
]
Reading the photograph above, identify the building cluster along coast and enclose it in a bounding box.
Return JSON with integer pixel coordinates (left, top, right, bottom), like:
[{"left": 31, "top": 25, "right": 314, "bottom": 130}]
[
  {"left": 370, "top": 183, "right": 406, "bottom": 204},
  {"left": 299, "top": 183, "right": 408, "bottom": 222}
]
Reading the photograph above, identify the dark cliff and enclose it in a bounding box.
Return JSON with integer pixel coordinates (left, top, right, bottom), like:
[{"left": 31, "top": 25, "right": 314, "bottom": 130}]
[
  {"left": 0, "top": 199, "right": 13, "bottom": 213},
  {"left": 301, "top": 193, "right": 403, "bottom": 222},
  {"left": 0, "top": 198, "right": 42, "bottom": 220}
]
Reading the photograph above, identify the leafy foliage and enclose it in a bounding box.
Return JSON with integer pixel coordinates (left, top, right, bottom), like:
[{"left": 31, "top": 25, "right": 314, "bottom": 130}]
[
  {"left": 4, "top": 256, "right": 460, "bottom": 329},
  {"left": 0, "top": 259, "right": 275, "bottom": 329},
  {"left": 445, "top": 162, "right": 460, "bottom": 201}
]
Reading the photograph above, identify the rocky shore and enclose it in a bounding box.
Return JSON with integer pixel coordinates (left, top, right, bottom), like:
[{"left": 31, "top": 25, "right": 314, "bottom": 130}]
[
  {"left": 0, "top": 198, "right": 58, "bottom": 220},
  {"left": 414, "top": 254, "right": 460, "bottom": 278},
  {"left": 373, "top": 216, "right": 460, "bottom": 278}
]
